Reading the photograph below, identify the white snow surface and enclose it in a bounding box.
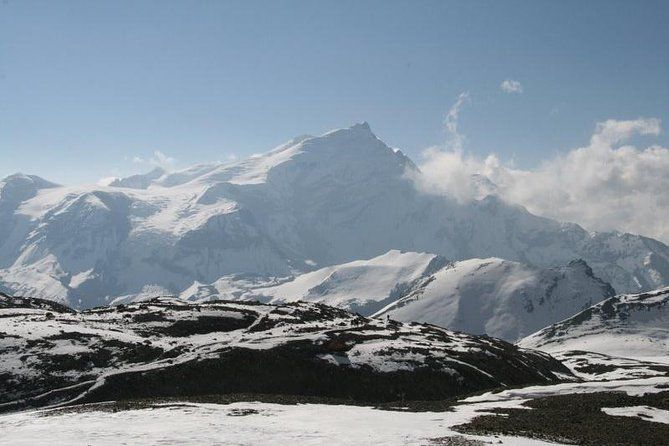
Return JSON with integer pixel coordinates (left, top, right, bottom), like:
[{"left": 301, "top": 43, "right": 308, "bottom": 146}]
[
  {"left": 0, "top": 401, "right": 558, "bottom": 446},
  {"left": 2, "top": 123, "right": 669, "bottom": 308},
  {"left": 462, "top": 376, "right": 669, "bottom": 403},
  {"left": 602, "top": 406, "right": 669, "bottom": 424},
  {"left": 2, "top": 375, "right": 668, "bottom": 446},
  {"left": 254, "top": 250, "right": 437, "bottom": 310},
  {"left": 552, "top": 350, "right": 669, "bottom": 381}
]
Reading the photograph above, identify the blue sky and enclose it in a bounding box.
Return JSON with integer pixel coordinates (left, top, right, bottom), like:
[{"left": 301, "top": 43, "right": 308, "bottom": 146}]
[{"left": 1, "top": 0, "right": 667, "bottom": 184}]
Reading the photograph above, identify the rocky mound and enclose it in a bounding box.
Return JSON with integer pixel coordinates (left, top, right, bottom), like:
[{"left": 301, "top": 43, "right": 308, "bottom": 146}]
[{"left": 0, "top": 295, "right": 574, "bottom": 411}]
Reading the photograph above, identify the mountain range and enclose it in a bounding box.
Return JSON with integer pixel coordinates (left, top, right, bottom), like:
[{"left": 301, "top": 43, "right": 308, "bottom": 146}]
[
  {"left": 2, "top": 123, "right": 669, "bottom": 310},
  {"left": 121, "top": 249, "right": 614, "bottom": 342}
]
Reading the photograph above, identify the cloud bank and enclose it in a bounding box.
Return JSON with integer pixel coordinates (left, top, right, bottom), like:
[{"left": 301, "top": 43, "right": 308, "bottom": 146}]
[{"left": 415, "top": 97, "right": 669, "bottom": 242}]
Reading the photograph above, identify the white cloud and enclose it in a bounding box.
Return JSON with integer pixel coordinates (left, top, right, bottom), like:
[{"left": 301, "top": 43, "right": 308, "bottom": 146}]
[
  {"left": 500, "top": 79, "right": 523, "bottom": 94},
  {"left": 132, "top": 151, "right": 177, "bottom": 170},
  {"left": 96, "top": 176, "right": 118, "bottom": 186},
  {"left": 444, "top": 91, "right": 470, "bottom": 152},
  {"left": 590, "top": 118, "right": 660, "bottom": 146},
  {"left": 414, "top": 115, "right": 669, "bottom": 243},
  {"left": 408, "top": 92, "right": 478, "bottom": 201},
  {"left": 150, "top": 150, "right": 176, "bottom": 169}
]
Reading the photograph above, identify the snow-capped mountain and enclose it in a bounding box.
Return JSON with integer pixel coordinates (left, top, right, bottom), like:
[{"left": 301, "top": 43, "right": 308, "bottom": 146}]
[
  {"left": 0, "top": 293, "right": 572, "bottom": 411},
  {"left": 148, "top": 250, "right": 613, "bottom": 342},
  {"left": 372, "top": 257, "right": 616, "bottom": 342},
  {"left": 107, "top": 167, "right": 166, "bottom": 189},
  {"left": 518, "top": 287, "right": 669, "bottom": 363},
  {"left": 2, "top": 123, "right": 669, "bottom": 308},
  {"left": 173, "top": 250, "right": 446, "bottom": 314}
]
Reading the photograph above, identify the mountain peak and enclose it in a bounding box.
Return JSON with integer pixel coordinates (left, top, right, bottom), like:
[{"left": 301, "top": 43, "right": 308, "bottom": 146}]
[
  {"left": 348, "top": 121, "right": 374, "bottom": 137},
  {"left": 109, "top": 167, "right": 166, "bottom": 189},
  {"left": 321, "top": 122, "right": 377, "bottom": 141},
  {"left": 0, "top": 174, "right": 59, "bottom": 205},
  {"left": 1, "top": 173, "right": 58, "bottom": 188},
  {"left": 2, "top": 172, "right": 29, "bottom": 182},
  {"left": 352, "top": 121, "right": 371, "bottom": 131}
]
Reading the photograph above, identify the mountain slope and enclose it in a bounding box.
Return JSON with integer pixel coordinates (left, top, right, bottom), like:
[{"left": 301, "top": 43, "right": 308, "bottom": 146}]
[
  {"left": 0, "top": 294, "right": 573, "bottom": 411},
  {"left": 518, "top": 287, "right": 669, "bottom": 363},
  {"left": 373, "top": 257, "right": 616, "bottom": 342},
  {"left": 173, "top": 250, "right": 446, "bottom": 314},
  {"left": 2, "top": 123, "right": 669, "bottom": 307}
]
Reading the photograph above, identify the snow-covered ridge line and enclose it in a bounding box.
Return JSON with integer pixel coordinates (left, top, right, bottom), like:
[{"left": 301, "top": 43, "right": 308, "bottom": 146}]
[{"left": 518, "top": 287, "right": 669, "bottom": 362}]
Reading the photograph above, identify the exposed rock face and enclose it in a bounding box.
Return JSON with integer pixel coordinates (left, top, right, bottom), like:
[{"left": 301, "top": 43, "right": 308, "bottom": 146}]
[{"left": 0, "top": 294, "right": 574, "bottom": 411}]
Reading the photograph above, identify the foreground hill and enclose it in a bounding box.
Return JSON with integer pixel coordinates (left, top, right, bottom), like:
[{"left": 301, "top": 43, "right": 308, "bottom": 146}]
[
  {"left": 158, "top": 250, "right": 615, "bottom": 342},
  {"left": 1, "top": 124, "right": 669, "bottom": 307},
  {"left": 518, "top": 287, "right": 669, "bottom": 364},
  {"left": 0, "top": 293, "right": 573, "bottom": 411}
]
